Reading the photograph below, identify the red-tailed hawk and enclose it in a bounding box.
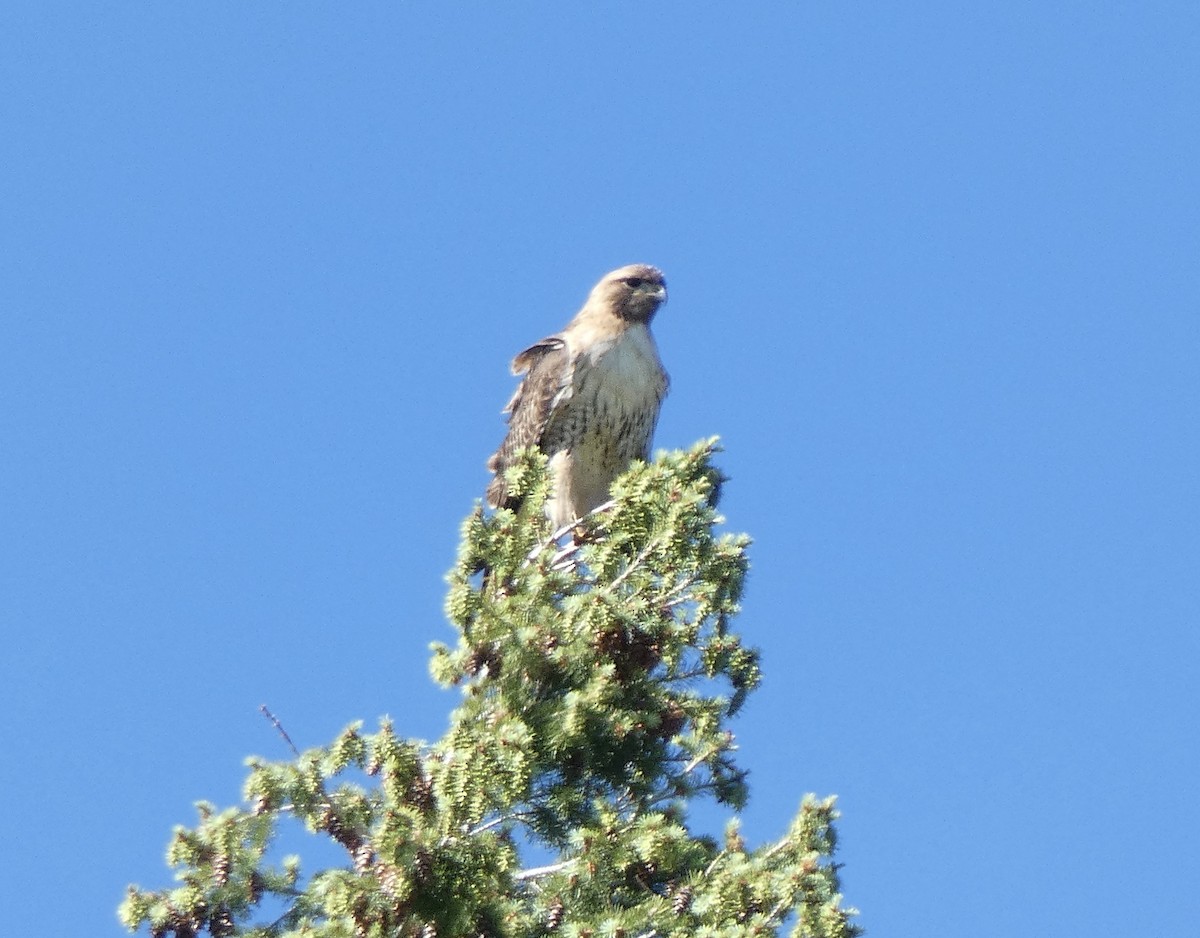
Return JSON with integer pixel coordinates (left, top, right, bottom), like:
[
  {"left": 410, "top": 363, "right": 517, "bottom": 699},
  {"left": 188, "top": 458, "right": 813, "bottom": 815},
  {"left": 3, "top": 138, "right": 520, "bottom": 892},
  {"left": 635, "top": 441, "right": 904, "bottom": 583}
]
[{"left": 486, "top": 264, "right": 669, "bottom": 529}]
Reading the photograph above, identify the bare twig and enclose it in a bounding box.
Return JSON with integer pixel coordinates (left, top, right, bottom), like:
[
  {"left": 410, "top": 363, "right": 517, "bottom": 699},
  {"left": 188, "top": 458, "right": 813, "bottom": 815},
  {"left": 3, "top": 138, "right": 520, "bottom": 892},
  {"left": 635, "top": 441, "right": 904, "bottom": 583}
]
[
  {"left": 605, "top": 535, "right": 663, "bottom": 593},
  {"left": 766, "top": 893, "right": 795, "bottom": 924},
  {"left": 259, "top": 705, "right": 300, "bottom": 758},
  {"left": 761, "top": 835, "right": 795, "bottom": 860},
  {"left": 514, "top": 858, "right": 579, "bottom": 881},
  {"left": 525, "top": 524, "right": 573, "bottom": 566},
  {"left": 548, "top": 541, "right": 580, "bottom": 571},
  {"left": 524, "top": 508, "right": 594, "bottom": 567},
  {"left": 660, "top": 574, "right": 699, "bottom": 606},
  {"left": 467, "top": 811, "right": 532, "bottom": 837},
  {"left": 681, "top": 739, "right": 725, "bottom": 777}
]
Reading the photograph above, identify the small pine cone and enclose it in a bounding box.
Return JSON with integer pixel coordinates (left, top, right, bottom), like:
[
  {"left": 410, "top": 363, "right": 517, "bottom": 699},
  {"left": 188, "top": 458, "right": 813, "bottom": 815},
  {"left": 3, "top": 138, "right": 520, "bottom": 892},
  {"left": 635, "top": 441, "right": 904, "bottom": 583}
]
[
  {"left": 353, "top": 843, "right": 374, "bottom": 873},
  {"left": 656, "top": 702, "right": 687, "bottom": 739},
  {"left": 672, "top": 885, "right": 694, "bottom": 915},
  {"left": 625, "top": 630, "right": 662, "bottom": 672},
  {"left": 209, "top": 906, "right": 235, "bottom": 937},
  {"left": 545, "top": 897, "right": 565, "bottom": 931},
  {"left": 324, "top": 812, "right": 363, "bottom": 853},
  {"left": 378, "top": 862, "right": 401, "bottom": 898},
  {"left": 211, "top": 853, "right": 231, "bottom": 886},
  {"left": 465, "top": 642, "right": 502, "bottom": 677},
  {"left": 249, "top": 870, "right": 265, "bottom": 904},
  {"left": 413, "top": 848, "right": 434, "bottom": 885},
  {"left": 594, "top": 627, "right": 626, "bottom": 658},
  {"left": 407, "top": 773, "right": 435, "bottom": 812}
]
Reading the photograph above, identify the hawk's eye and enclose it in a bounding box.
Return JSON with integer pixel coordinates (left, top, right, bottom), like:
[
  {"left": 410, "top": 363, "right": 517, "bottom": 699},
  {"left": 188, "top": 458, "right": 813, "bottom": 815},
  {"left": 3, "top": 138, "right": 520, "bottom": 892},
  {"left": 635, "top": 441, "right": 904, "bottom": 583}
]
[{"left": 625, "top": 277, "right": 645, "bottom": 288}]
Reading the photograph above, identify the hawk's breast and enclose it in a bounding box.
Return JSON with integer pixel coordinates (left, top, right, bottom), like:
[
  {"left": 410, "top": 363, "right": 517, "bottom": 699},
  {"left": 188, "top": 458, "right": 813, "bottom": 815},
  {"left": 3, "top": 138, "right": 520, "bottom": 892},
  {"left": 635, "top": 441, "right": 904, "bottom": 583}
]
[
  {"left": 542, "top": 323, "right": 667, "bottom": 524},
  {"left": 576, "top": 324, "right": 667, "bottom": 453}
]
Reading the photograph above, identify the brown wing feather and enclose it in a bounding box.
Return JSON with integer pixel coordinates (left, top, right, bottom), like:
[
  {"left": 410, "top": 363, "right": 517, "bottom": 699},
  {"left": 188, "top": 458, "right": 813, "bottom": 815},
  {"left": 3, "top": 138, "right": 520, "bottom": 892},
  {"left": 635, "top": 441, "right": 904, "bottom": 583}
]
[{"left": 485, "top": 337, "right": 572, "bottom": 509}]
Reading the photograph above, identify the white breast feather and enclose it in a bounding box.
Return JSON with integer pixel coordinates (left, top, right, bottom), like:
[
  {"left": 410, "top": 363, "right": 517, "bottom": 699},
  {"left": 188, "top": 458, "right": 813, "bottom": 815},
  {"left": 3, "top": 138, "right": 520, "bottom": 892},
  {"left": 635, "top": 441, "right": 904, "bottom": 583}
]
[{"left": 581, "top": 323, "right": 665, "bottom": 407}]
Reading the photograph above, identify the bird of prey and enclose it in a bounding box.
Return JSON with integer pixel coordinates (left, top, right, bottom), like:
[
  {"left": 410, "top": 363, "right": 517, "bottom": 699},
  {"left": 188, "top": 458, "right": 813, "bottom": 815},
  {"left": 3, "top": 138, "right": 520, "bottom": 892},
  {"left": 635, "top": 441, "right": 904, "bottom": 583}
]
[{"left": 486, "top": 264, "right": 669, "bottom": 529}]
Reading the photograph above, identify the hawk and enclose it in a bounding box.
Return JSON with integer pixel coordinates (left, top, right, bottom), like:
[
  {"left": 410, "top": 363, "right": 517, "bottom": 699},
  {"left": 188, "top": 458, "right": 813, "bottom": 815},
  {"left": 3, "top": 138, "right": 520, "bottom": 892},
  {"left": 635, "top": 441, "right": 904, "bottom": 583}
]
[{"left": 486, "top": 264, "right": 670, "bottom": 529}]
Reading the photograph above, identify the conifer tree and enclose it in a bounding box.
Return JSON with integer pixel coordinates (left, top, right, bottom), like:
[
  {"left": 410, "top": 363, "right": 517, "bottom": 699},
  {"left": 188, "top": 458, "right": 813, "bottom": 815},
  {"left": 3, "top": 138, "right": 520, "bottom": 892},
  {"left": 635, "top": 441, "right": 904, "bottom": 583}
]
[{"left": 121, "top": 440, "right": 860, "bottom": 938}]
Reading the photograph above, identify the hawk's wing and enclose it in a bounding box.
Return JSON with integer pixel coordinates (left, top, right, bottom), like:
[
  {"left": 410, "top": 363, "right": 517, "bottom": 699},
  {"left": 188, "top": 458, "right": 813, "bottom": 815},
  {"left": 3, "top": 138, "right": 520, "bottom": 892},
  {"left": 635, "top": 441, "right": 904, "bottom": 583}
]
[{"left": 485, "top": 336, "right": 574, "bottom": 509}]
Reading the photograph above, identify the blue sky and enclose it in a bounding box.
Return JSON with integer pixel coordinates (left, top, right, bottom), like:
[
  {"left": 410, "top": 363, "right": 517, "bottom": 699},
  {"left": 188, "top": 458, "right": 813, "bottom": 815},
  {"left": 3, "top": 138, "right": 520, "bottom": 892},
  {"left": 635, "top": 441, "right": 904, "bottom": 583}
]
[{"left": 2, "top": 3, "right": 1197, "bottom": 935}]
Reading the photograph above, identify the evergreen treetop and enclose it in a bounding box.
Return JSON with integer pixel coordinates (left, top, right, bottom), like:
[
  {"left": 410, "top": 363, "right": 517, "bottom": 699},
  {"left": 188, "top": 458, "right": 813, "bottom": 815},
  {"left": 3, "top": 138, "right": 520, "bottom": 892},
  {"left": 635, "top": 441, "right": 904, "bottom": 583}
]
[{"left": 121, "top": 440, "right": 859, "bottom": 938}]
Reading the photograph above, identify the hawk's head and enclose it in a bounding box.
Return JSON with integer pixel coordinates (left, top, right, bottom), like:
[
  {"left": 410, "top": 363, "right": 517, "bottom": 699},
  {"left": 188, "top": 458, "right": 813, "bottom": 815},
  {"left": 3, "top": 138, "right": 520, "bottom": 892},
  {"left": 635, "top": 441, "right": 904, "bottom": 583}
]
[{"left": 591, "top": 264, "right": 668, "bottom": 324}]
